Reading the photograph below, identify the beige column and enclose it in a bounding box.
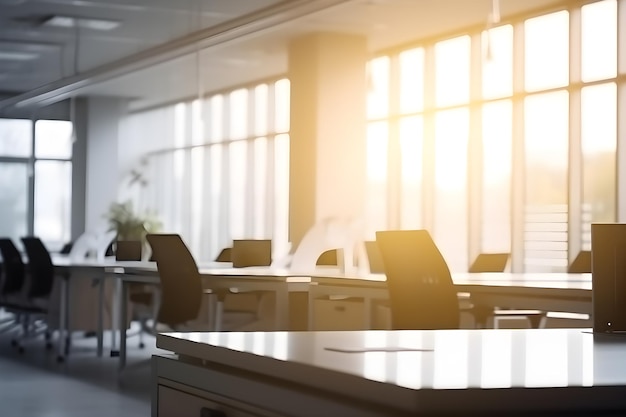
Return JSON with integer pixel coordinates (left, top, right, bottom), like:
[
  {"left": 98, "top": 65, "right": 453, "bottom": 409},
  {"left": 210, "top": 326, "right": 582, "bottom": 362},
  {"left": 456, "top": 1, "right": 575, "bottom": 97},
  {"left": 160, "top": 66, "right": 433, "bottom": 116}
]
[{"left": 288, "top": 32, "right": 368, "bottom": 246}]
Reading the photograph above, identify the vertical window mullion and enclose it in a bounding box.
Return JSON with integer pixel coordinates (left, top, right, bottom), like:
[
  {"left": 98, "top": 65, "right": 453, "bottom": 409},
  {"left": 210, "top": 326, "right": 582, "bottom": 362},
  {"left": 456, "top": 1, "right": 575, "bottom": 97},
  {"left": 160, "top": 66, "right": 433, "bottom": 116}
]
[
  {"left": 422, "top": 45, "right": 437, "bottom": 232},
  {"left": 617, "top": 0, "right": 626, "bottom": 222},
  {"left": 387, "top": 54, "right": 401, "bottom": 230},
  {"left": 468, "top": 32, "right": 483, "bottom": 268},
  {"left": 511, "top": 21, "right": 526, "bottom": 272},
  {"left": 569, "top": 7, "right": 583, "bottom": 265}
]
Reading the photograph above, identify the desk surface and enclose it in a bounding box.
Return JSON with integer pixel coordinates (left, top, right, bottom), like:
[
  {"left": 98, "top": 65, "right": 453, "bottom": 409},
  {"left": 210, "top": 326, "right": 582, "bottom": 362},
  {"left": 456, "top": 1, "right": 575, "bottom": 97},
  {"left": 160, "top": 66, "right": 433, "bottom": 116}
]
[
  {"left": 53, "top": 256, "right": 593, "bottom": 291},
  {"left": 158, "top": 328, "right": 626, "bottom": 414}
]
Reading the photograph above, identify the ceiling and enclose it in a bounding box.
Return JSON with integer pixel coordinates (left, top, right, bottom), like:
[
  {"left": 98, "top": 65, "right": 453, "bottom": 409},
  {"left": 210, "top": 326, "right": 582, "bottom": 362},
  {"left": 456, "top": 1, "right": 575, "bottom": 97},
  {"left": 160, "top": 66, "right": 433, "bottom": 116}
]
[{"left": 0, "top": 0, "right": 573, "bottom": 112}]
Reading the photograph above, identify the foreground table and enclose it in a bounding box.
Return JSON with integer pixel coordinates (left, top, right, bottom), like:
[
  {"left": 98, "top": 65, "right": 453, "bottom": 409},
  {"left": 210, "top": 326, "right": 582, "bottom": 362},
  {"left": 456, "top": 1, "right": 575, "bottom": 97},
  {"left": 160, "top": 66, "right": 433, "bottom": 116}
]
[{"left": 153, "top": 328, "right": 626, "bottom": 417}]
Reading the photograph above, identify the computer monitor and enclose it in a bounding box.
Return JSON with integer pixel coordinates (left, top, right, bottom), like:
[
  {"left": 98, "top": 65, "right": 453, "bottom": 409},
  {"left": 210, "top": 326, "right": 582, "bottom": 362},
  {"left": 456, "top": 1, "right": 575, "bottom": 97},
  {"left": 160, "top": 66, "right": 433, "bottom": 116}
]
[
  {"left": 232, "top": 239, "right": 272, "bottom": 268},
  {"left": 591, "top": 223, "right": 626, "bottom": 333},
  {"left": 365, "top": 240, "right": 385, "bottom": 273}
]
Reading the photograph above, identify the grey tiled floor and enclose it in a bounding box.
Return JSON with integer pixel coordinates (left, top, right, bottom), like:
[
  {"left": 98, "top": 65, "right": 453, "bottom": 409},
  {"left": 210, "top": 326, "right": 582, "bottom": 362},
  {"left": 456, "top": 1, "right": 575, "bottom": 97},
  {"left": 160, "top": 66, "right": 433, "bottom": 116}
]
[{"left": 0, "top": 322, "right": 159, "bottom": 417}]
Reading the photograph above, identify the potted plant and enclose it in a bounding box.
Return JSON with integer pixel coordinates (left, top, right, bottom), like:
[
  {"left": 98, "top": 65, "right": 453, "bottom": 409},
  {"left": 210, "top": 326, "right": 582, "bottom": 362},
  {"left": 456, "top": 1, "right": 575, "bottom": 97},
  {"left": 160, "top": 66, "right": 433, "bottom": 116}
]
[{"left": 105, "top": 200, "right": 161, "bottom": 261}]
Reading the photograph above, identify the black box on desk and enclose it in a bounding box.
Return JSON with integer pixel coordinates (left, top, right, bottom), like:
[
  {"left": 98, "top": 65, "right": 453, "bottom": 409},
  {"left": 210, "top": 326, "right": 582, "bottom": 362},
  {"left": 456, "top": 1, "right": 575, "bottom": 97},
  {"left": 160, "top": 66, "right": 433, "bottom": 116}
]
[{"left": 591, "top": 223, "right": 626, "bottom": 333}]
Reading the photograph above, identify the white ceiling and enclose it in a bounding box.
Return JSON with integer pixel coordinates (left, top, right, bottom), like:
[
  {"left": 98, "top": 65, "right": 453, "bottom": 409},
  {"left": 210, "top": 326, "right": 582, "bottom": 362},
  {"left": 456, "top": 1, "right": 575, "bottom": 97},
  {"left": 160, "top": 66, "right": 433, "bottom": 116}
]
[{"left": 0, "top": 0, "right": 573, "bottom": 112}]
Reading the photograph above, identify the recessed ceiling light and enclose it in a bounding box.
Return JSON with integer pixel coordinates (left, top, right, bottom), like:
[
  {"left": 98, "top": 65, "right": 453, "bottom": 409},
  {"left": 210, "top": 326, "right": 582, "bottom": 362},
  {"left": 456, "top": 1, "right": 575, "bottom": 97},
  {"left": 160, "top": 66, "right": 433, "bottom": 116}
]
[
  {"left": 0, "top": 51, "right": 39, "bottom": 61},
  {"left": 43, "top": 15, "right": 121, "bottom": 31}
]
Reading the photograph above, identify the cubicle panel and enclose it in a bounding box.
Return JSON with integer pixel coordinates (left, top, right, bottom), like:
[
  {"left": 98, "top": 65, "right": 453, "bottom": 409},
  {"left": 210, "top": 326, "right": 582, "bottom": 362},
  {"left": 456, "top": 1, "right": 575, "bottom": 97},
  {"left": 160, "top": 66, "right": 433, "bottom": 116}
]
[{"left": 591, "top": 223, "right": 626, "bottom": 333}]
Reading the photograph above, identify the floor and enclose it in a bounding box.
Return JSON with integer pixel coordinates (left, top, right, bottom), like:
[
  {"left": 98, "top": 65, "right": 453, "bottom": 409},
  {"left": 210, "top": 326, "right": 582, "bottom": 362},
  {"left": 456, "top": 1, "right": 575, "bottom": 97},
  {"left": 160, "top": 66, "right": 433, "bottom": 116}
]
[{"left": 0, "top": 317, "right": 159, "bottom": 417}]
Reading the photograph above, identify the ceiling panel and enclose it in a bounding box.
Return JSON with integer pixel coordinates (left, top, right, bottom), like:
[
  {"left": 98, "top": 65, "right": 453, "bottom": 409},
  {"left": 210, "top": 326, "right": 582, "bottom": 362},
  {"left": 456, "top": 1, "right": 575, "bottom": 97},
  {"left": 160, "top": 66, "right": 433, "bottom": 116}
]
[{"left": 0, "top": 0, "right": 574, "bottom": 111}]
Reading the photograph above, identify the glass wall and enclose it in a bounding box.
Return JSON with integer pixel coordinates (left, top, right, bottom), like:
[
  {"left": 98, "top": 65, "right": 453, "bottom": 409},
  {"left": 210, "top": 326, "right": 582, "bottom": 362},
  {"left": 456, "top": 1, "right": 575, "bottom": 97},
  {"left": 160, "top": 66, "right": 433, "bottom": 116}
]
[
  {"left": 365, "top": 0, "right": 619, "bottom": 272},
  {"left": 122, "top": 78, "right": 290, "bottom": 262}
]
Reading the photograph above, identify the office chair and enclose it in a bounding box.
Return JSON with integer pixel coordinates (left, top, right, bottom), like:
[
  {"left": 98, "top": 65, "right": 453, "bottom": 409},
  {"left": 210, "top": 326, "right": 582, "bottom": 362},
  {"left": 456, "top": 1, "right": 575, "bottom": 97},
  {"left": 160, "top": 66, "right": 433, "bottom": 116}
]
[
  {"left": 146, "top": 234, "right": 257, "bottom": 332},
  {"left": 568, "top": 250, "right": 591, "bottom": 273},
  {"left": 375, "top": 230, "right": 460, "bottom": 330},
  {"left": 0, "top": 238, "right": 26, "bottom": 336},
  {"left": 12, "top": 237, "right": 56, "bottom": 353}
]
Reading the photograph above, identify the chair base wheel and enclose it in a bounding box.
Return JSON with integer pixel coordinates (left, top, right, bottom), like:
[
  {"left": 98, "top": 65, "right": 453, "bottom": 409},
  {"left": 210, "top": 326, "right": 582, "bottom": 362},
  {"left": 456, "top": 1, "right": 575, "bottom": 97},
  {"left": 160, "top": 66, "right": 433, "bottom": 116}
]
[
  {"left": 45, "top": 342, "right": 53, "bottom": 350},
  {"left": 139, "top": 342, "right": 145, "bottom": 349},
  {"left": 17, "top": 346, "right": 24, "bottom": 354},
  {"left": 56, "top": 355, "right": 64, "bottom": 363},
  {"left": 10, "top": 339, "right": 18, "bottom": 347}
]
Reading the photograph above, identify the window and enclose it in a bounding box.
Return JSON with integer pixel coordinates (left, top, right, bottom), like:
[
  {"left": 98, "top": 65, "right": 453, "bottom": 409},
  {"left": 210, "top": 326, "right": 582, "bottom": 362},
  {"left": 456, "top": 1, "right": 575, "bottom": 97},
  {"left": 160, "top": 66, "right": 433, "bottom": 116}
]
[
  {"left": 366, "top": 3, "right": 617, "bottom": 272},
  {"left": 122, "top": 79, "right": 291, "bottom": 262},
  {"left": 581, "top": 0, "right": 617, "bottom": 82},
  {"left": 581, "top": 83, "right": 617, "bottom": 248},
  {"left": 524, "top": 91, "right": 569, "bottom": 271},
  {"left": 525, "top": 11, "right": 569, "bottom": 92},
  {"left": 0, "top": 119, "right": 31, "bottom": 157},
  {"left": 433, "top": 108, "right": 469, "bottom": 271},
  {"left": 435, "top": 36, "right": 470, "bottom": 107},
  {"left": 367, "top": 56, "right": 390, "bottom": 119},
  {"left": 399, "top": 48, "right": 424, "bottom": 114},
  {"left": 482, "top": 25, "right": 513, "bottom": 99},
  {"left": 482, "top": 100, "right": 512, "bottom": 253},
  {"left": 365, "top": 121, "right": 389, "bottom": 237},
  {"left": 0, "top": 118, "right": 73, "bottom": 251},
  {"left": 399, "top": 116, "right": 423, "bottom": 229}
]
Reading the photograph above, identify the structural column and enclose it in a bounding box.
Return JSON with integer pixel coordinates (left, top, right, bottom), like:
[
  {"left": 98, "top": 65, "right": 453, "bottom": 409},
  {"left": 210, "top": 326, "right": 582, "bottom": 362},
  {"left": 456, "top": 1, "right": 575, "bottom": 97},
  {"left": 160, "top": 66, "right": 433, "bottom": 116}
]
[{"left": 288, "top": 32, "right": 368, "bottom": 247}]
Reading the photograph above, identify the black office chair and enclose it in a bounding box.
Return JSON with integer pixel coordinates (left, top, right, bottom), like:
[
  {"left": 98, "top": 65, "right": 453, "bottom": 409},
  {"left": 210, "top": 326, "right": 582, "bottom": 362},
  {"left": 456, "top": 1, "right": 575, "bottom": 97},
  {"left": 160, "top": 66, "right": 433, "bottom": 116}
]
[
  {"left": 12, "top": 237, "right": 56, "bottom": 352},
  {"left": 146, "top": 234, "right": 257, "bottom": 332},
  {"left": 376, "top": 230, "right": 460, "bottom": 330},
  {"left": 568, "top": 250, "right": 591, "bottom": 273},
  {"left": 0, "top": 238, "right": 26, "bottom": 336}
]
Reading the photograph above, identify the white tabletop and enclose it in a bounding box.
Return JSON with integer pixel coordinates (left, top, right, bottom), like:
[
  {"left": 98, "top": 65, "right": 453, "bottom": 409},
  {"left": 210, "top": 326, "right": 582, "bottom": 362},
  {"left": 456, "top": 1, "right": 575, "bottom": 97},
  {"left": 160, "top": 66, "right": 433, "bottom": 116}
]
[{"left": 157, "top": 328, "right": 626, "bottom": 414}]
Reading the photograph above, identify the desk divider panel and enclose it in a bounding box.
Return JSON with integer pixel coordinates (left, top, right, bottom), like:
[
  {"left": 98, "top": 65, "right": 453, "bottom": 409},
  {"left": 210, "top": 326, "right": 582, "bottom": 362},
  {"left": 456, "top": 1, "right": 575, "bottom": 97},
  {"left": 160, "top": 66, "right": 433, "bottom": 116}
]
[{"left": 591, "top": 223, "right": 626, "bottom": 333}]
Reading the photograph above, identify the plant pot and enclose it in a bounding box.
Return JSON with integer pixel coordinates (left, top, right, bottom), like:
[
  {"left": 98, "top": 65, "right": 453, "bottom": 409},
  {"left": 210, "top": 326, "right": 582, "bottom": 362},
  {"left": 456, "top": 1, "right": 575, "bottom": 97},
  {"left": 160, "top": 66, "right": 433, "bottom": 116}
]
[{"left": 115, "top": 240, "right": 142, "bottom": 261}]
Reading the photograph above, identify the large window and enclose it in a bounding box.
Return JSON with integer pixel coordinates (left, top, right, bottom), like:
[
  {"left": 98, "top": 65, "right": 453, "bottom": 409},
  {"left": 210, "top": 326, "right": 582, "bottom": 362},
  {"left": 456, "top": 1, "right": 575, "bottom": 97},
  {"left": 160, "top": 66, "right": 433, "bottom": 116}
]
[
  {"left": 0, "top": 118, "right": 73, "bottom": 251},
  {"left": 365, "top": 0, "right": 619, "bottom": 272},
  {"left": 122, "top": 79, "right": 291, "bottom": 262}
]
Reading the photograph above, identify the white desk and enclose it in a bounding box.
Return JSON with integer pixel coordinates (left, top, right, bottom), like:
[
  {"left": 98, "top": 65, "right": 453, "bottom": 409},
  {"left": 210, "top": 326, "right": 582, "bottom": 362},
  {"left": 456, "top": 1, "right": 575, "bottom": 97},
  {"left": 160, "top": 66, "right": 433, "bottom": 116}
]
[
  {"left": 53, "top": 257, "right": 313, "bottom": 367},
  {"left": 153, "top": 328, "right": 626, "bottom": 416},
  {"left": 309, "top": 272, "right": 592, "bottom": 329}
]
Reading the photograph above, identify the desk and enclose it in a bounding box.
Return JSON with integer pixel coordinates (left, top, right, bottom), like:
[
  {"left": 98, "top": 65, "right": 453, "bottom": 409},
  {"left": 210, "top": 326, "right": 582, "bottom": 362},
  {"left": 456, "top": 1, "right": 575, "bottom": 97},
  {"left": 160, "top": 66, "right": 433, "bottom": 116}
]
[
  {"left": 52, "top": 257, "right": 313, "bottom": 367},
  {"left": 153, "top": 328, "right": 626, "bottom": 416},
  {"left": 116, "top": 265, "right": 310, "bottom": 369},
  {"left": 309, "top": 272, "right": 592, "bottom": 330}
]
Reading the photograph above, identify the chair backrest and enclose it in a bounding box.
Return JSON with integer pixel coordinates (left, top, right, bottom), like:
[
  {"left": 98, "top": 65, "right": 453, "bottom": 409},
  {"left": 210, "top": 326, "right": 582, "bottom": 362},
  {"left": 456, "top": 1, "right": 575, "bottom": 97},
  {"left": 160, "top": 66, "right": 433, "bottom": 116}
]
[
  {"left": 21, "top": 237, "right": 55, "bottom": 299},
  {"left": 215, "top": 247, "right": 232, "bottom": 262},
  {"left": 375, "top": 230, "right": 459, "bottom": 330},
  {"left": 0, "top": 238, "right": 25, "bottom": 295},
  {"left": 568, "top": 250, "right": 591, "bottom": 273},
  {"left": 316, "top": 249, "right": 338, "bottom": 266},
  {"left": 231, "top": 239, "right": 272, "bottom": 268},
  {"left": 468, "top": 253, "right": 510, "bottom": 273},
  {"left": 146, "top": 234, "right": 202, "bottom": 328}
]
